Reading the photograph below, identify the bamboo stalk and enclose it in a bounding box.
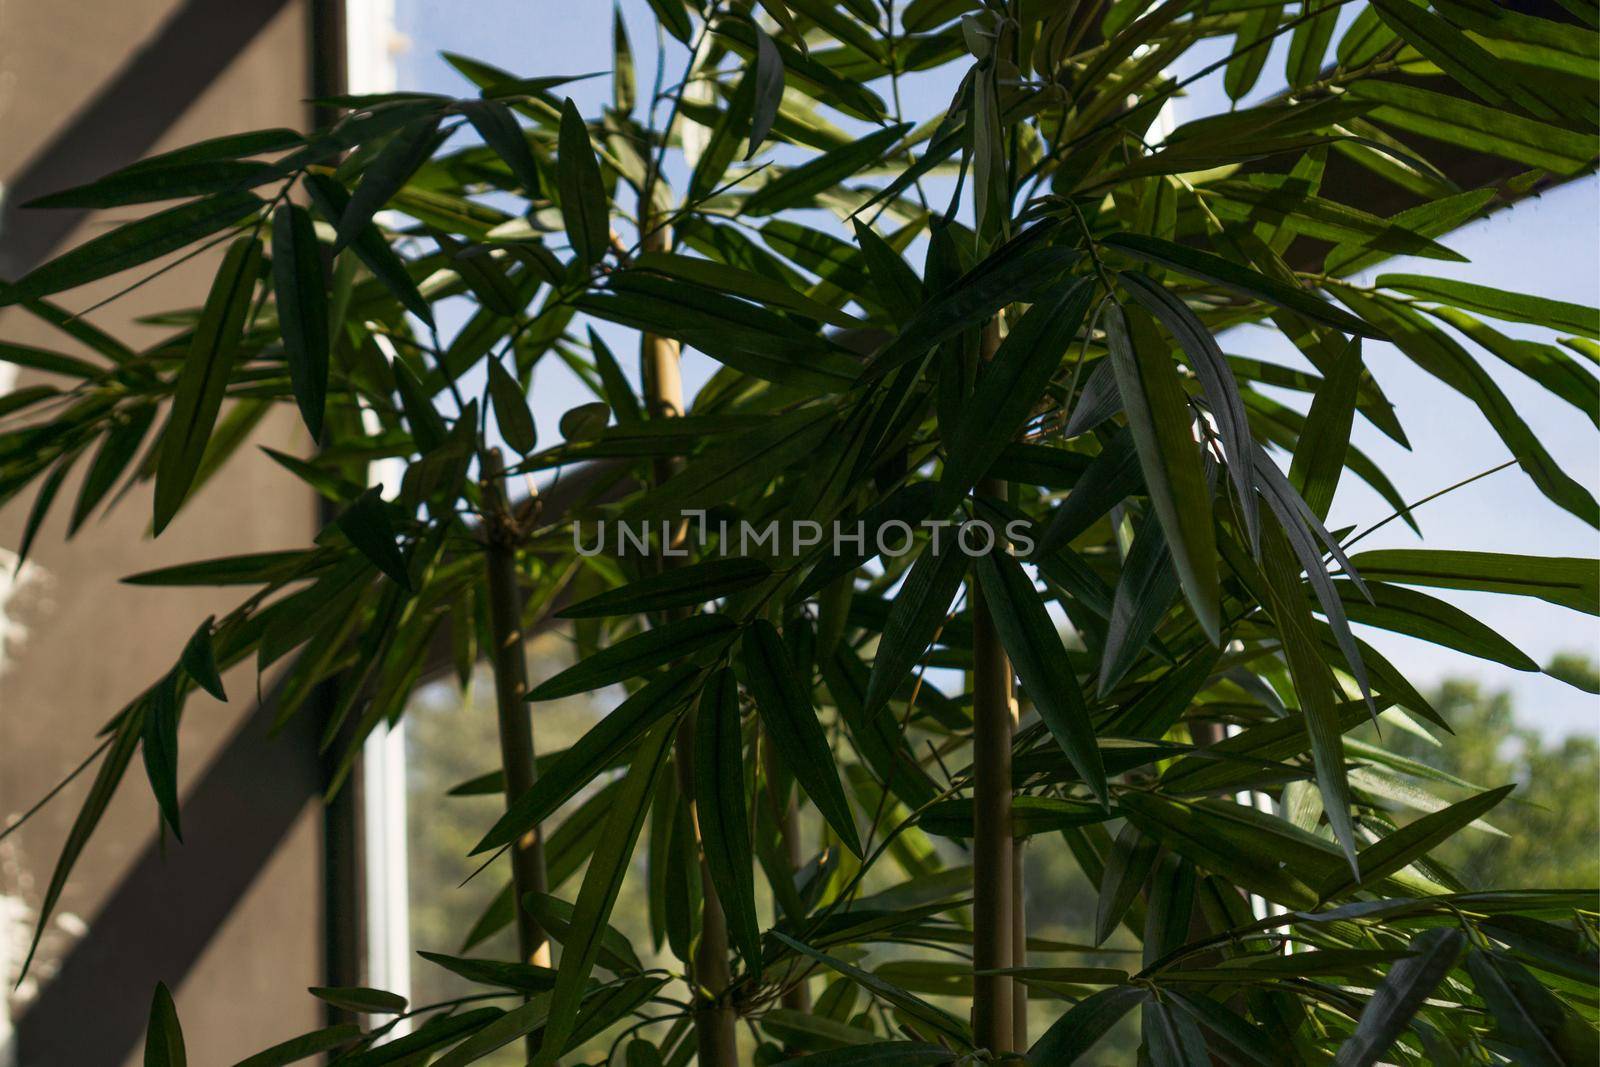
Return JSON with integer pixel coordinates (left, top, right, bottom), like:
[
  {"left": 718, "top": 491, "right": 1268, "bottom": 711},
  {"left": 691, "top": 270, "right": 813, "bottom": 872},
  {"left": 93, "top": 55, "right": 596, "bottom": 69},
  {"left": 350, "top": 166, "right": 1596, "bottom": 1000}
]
[
  {"left": 971, "top": 319, "right": 1016, "bottom": 1055},
  {"left": 766, "top": 739, "right": 812, "bottom": 1014},
  {"left": 639, "top": 196, "right": 740, "bottom": 1065},
  {"left": 480, "top": 448, "right": 550, "bottom": 1061},
  {"left": 674, "top": 719, "right": 740, "bottom": 1065},
  {"left": 1012, "top": 841, "right": 1027, "bottom": 1047},
  {"left": 1012, "top": 695, "right": 1029, "bottom": 1047}
]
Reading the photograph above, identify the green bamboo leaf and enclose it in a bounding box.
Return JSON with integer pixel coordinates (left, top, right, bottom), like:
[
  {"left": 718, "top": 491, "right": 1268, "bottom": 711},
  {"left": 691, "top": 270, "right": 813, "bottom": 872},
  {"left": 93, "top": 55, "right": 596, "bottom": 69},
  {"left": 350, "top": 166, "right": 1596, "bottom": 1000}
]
[
  {"left": 611, "top": 5, "right": 635, "bottom": 112},
  {"left": 1345, "top": 80, "right": 1597, "bottom": 175},
  {"left": 1251, "top": 444, "right": 1374, "bottom": 699},
  {"left": 579, "top": 281, "right": 860, "bottom": 393},
  {"left": 558, "top": 98, "right": 609, "bottom": 269},
  {"left": 527, "top": 615, "right": 736, "bottom": 700},
  {"left": 141, "top": 675, "right": 182, "bottom": 841},
  {"left": 742, "top": 122, "right": 911, "bottom": 217},
  {"left": 308, "top": 986, "right": 408, "bottom": 1014},
  {"left": 1288, "top": 335, "right": 1362, "bottom": 520},
  {"left": 144, "top": 982, "right": 186, "bottom": 1067},
  {"left": 852, "top": 219, "right": 925, "bottom": 325},
  {"left": 1034, "top": 427, "right": 1142, "bottom": 557},
  {"left": 559, "top": 401, "right": 609, "bottom": 442},
  {"left": 122, "top": 550, "right": 312, "bottom": 587},
  {"left": 761, "top": 218, "right": 878, "bottom": 305},
  {"left": 1225, "top": 3, "right": 1283, "bottom": 100},
  {"left": 1260, "top": 518, "right": 1361, "bottom": 872},
  {"left": 0, "top": 383, "right": 57, "bottom": 419},
  {"left": 17, "top": 451, "right": 80, "bottom": 566},
  {"left": 937, "top": 279, "right": 1094, "bottom": 513},
  {"left": 1118, "top": 270, "right": 1259, "bottom": 549},
  {"left": 28, "top": 128, "right": 296, "bottom": 207},
  {"left": 747, "top": 24, "right": 785, "bottom": 159},
  {"left": 153, "top": 234, "right": 262, "bottom": 534},
  {"left": 26, "top": 159, "right": 278, "bottom": 211},
  {"left": 1334, "top": 581, "right": 1540, "bottom": 672},
  {"left": 68, "top": 403, "right": 156, "bottom": 536},
  {"left": 1426, "top": 307, "right": 1599, "bottom": 424},
  {"left": 334, "top": 113, "right": 444, "bottom": 250},
  {"left": 0, "top": 339, "right": 104, "bottom": 378},
  {"left": 742, "top": 620, "right": 863, "bottom": 858},
  {"left": 532, "top": 719, "right": 673, "bottom": 1067},
  {"left": 714, "top": 19, "right": 888, "bottom": 123},
  {"left": 1286, "top": 0, "right": 1338, "bottom": 89},
  {"left": 973, "top": 545, "right": 1108, "bottom": 804},
  {"left": 1335, "top": 929, "right": 1464, "bottom": 1067},
  {"left": 392, "top": 355, "right": 447, "bottom": 452},
  {"left": 416, "top": 950, "right": 557, "bottom": 993},
  {"left": 1325, "top": 188, "right": 1494, "bottom": 279},
  {"left": 760, "top": 1007, "right": 876, "bottom": 1050},
  {"left": 487, "top": 358, "right": 538, "bottom": 455},
  {"left": 1371, "top": 0, "right": 1572, "bottom": 120},
  {"left": 1160, "top": 696, "right": 1367, "bottom": 793},
  {"left": 1099, "top": 517, "right": 1177, "bottom": 702},
  {"left": 687, "top": 62, "right": 757, "bottom": 202},
  {"left": 460, "top": 97, "right": 543, "bottom": 196},
  {"left": 520, "top": 893, "right": 644, "bottom": 974},
  {"left": 586, "top": 326, "right": 641, "bottom": 425},
  {"left": 1118, "top": 793, "right": 1321, "bottom": 909},
  {"left": 632, "top": 250, "right": 859, "bottom": 328},
  {"left": 1339, "top": 290, "right": 1599, "bottom": 528},
  {"left": 1103, "top": 302, "right": 1220, "bottom": 644},
  {"left": 1027, "top": 985, "right": 1148, "bottom": 1064},
  {"left": 1095, "top": 822, "right": 1158, "bottom": 947},
  {"left": 618, "top": 410, "right": 837, "bottom": 520},
  {"left": 16, "top": 707, "right": 143, "bottom": 981},
  {"left": 796, "top": 482, "right": 939, "bottom": 602},
  {"left": 271, "top": 204, "right": 330, "bottom": 441},
  {"left": 1321, "top": 785, "right": 1515, "bottom": 899},
  {"left": 446, "top": 56, "right": 603, "bottom": 100},
  {"left": 334, "top": 487, "right": 412, "bottom": 590},
  {"left": 1447, "top": 2, "right": 1599, "bottom": 74},
  {"left": 971, "top": 66, "right": 1003, "bottom": 239},
  {"left": 861, "top": 535, "right": 969, "bottom": 718},
  {"left": 644, "top": 0, "right": 693, "bottom": 42},
  {"left": 561, "top": 558, "right": 770, "bottom": 620},
  {"left": 332, "top": 1009, "right": 499, "bottom": 1067},
  {"left": 773, "top": 1042, "right": 954, "bottom": 1065},
  {"left": 230, "top": 1023, "right": 362, "bottom": 1067},
  {"left": 1145, "top": 998, "right": 1210, "bottom": 1067},
  {"left": 1207, "top": 180, "right": 1465, "bottom": 261},
  {"left": 303, "top": 172, "right": 434, "bottom": 326},
  {"left": 439, "top": 976, "right": 665, "bottom": 1066},
  {"left": 1337, "top": 5, "right": 1395, "bottom": 67},
  {"left": 1379, "top": 274, "right": 1600, "bottom": 339},
  {"left": 989, "top": 442, "right": 1093, "bottom": 490},
  {"left": 469, "top": 663, "right": 696, "bottom": 855},
  {"left": 869, "top": 226, "right": 1082, "bottom": 377},
  {"left": 921, "top": 795, "right": 1111, "bottom": 839},
  {"left": 435, "top": 230, "right": 523, "bottom": 317},
  {"left": 694, "top": 669, "right": 762, "bottom": 973},
  {"left": 1243, "top": 388, "right": 1416, "bottom": 529},
  {"left": 1345, "top": 549, "right": 1599, "bottom": 615},
  {"left": 771, "top": 932, "right": 972, "bottom": 1049},
  {"left": 180, "top": 617, "right": 227, "bottom": 701},
  {"left": 5, "top": 191, "right": 263, "bottom": 304},
  {"left": 1465, "top": 948, "right": 1598, "bottom": 1067}
]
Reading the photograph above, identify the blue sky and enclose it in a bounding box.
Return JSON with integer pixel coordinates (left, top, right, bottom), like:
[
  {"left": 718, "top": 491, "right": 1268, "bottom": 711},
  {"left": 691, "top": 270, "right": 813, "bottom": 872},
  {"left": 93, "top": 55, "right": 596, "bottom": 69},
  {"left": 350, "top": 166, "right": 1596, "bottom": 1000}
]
[{"left": 393, "top": 1, "right": 1599, "bottom": 737}]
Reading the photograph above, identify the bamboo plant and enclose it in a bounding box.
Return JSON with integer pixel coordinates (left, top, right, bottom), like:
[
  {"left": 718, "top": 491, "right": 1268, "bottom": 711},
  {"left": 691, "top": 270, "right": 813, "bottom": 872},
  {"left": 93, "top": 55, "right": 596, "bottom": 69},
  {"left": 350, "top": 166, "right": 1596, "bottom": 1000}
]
[{"left": 2, "top": 0, "right": 1599, "bottom": 1064}]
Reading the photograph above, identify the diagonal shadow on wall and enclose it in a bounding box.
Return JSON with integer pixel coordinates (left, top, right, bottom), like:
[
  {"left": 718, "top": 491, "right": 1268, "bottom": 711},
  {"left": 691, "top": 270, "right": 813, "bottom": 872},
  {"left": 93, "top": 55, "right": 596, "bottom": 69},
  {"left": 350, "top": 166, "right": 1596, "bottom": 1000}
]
[
  {"left": 0, "top": 0, "right": 295, "bottom": 279},
  {"left": 14, "top": 684, "right": 321, "bottom": 1066}
]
